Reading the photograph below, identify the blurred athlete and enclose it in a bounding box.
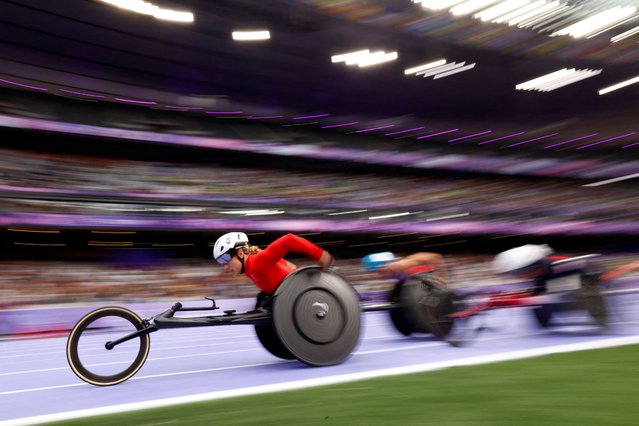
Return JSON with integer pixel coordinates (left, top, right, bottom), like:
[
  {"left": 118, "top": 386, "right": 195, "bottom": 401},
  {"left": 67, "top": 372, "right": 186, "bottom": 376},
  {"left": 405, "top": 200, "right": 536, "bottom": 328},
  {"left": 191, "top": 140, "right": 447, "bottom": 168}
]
[
  {"left": 493, "top": 244, "right": 606, "bottom": 326},
  {"left": 213, "top": 232, "right": 333, "bottom": 295},
  {"left": 493, "top": 244, "right": 562, "bottom": 294},
  {"left": 362, "top": 251, "right": 449, "bottom": 287}
]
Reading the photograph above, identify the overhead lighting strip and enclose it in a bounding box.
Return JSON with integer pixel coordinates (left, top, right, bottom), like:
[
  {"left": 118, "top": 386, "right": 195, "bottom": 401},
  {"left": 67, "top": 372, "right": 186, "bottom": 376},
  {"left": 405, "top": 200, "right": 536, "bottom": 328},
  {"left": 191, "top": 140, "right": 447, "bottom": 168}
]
[
  {"left": 611, "top": 24, "right": 639, "bottom": 42},
  {"left": 474, "top": 0, "right": 530, "bottom": 22},
  {"left": 585, "top": 15, "right": 639, "bottom": 39},
  {"left": 404, "top": 59, "right": 447, "bottom": 75},
  {"left": 550, "top": 6, "right": 636, "bottom": 38},
  {"left": 426, "top": 212, "right": 470, "bottom": 221},
  {"left": 368, "top": 212, "right": 411, "bottom": 220},
  {"left": 332, "top": 49, "right": 398, "bottom": 67},
  {"left": 516, "top": 68, "right": 574, "bottom": 90},
  {"left": 583, "top": 172, "right": 639, "bottom": 187},
  {"left": 368, "top": 211, "right": 424, "bottom": 221},
  {"left": 434, "top": 62, "right": 476, "bottom": 79},
  {"left": 535, "top": 6, "right": 588, "bottom": 33},
  {"left": 416, "top": 62, "right": 467, "bottom": 78},
  {"left": 509, "top": 1, "right": 564, "bottom": 26},
  {"left": 599, "top": 75, "right": 639, "bottom": 95},
  {"left": 451, "top": 0, "right": 500, "bottom": 16},
  {"left": 326, "top": 210, "right": 368, "bottom": 216},
  {"left": 536, "top": 69, "right": 601, "bottom": 91},
  {"left": 418, "top": 0, "right": 639, "bottom": 43},
  {"left": 493, "top": 0, "right": 552, "bottom": 24},
  {"left": 232, "top": 30, "right": 271, "bottom": 41},
  {"left": 519, "top": 4, "right": 572, "bottom": 28},
  {"left": 98, "top": 0, "right": 194, "bottom": 23},
  {"left": 358, "top": 51, "right": 398, "bottom": 67},
  {"left": 331, "top": 49, "right": 370, "bottom": 63},
  {"left": 516, "top": 68, "right": 601, "bottom": 92},
  {"left": 415, "top": 0, "right": 466, "bottom": 11}
]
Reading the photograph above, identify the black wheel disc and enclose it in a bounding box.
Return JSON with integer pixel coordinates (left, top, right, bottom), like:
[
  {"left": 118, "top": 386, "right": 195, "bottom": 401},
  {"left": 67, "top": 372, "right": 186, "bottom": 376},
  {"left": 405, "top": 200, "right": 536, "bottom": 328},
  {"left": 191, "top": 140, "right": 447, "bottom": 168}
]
[
  {"left": 396, "top": 278, "right": 455, "bottom": 339},
  {"left": 388, "top": 282, "right": 413, "bottom": 336},
  {"left": 254, "top": 295, "right": 295, "bottom": 360},
  {"left": 398, "top": 279, "right": 432, "bottom": 334},
  {"left": 273, "top": 267, "right": 361, "bottom": 366},
  {"left": 578, "top": 274, "right": 608, "bottom": 327},
  {"left": 422, "top": 287, "right": 455, "bottom": 339}
]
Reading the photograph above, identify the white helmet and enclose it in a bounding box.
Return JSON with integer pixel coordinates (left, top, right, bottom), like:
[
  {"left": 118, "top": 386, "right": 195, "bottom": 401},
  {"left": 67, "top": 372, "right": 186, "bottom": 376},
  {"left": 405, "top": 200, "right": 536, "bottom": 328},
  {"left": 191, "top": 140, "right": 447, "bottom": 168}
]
[
  {"left": 493, "top": 244, "right": 553, "bottom": 274},
  {"left": 213, "top": 232, "right": 249, "bottom": 264}
]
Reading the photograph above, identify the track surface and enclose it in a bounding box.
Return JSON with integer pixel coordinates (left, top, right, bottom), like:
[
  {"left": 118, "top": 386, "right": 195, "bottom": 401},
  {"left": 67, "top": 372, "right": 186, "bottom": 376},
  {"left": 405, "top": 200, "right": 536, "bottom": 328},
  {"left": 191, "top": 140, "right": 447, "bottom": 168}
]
[{"left": 1, "top": 292, "right": 638, "bottom": 424}]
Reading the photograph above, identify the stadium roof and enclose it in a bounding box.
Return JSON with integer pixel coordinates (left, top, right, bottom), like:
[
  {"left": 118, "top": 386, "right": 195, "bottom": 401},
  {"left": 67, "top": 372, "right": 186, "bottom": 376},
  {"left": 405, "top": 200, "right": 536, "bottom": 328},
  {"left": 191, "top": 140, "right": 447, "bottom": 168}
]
[{"left": 1, "top": 0, "right": 639, "bottom": 152}]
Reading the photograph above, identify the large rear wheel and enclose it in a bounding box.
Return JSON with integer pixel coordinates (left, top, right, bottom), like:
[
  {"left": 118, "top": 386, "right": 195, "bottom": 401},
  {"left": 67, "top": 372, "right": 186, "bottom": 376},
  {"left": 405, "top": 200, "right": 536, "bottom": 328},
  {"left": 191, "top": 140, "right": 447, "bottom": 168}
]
[
  {"left": 273, "top": 267, "right": 361, "bottom": 366},
  {"left": 254, "top": 294, "right": 295, "bottom": 360},
  {"left": 578, "top": 274, "right": 607, "bottom": 327},
  {"left": 397, "top": 278, "right": 454, "bottom": 339},
  {"left": 388, "top": 282, "right": 413, "bottom": 336}
]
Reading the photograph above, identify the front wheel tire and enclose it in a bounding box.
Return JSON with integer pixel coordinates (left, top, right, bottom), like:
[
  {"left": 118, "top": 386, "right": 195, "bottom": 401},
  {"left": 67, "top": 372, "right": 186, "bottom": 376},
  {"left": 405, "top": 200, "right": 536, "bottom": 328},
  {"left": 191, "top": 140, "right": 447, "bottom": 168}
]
[{"left": 66, "top": 306, "right": 150, "bottom": 386}]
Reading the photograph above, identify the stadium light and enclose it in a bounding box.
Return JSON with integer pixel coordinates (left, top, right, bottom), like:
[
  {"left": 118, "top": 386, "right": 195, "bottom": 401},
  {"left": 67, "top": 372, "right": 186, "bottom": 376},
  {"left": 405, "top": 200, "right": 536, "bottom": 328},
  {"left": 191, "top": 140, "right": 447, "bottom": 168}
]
[{"left": 98, "top": 0, "right": 194, "bottom": 23}]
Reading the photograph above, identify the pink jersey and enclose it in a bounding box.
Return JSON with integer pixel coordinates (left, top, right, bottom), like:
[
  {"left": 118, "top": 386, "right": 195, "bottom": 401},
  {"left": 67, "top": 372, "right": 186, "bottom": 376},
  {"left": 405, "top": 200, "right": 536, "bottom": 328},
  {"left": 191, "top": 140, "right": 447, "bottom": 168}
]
[{"left": 244, "top": 233, "right": 324, "bottom": 294}]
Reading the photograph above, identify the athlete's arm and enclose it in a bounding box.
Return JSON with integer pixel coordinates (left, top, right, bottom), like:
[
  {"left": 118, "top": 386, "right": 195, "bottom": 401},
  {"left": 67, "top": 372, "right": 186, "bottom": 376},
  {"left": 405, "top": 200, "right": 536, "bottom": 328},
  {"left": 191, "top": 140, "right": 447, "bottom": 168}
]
[
  {"left": 400, "top": 252, "right": 446, "bottom": 271},
  {"left": 253, "top": 233, "right": 326, "bottom": 269},
  {"left": 379, "top": 252, "right": 447, "bottom": 281}
]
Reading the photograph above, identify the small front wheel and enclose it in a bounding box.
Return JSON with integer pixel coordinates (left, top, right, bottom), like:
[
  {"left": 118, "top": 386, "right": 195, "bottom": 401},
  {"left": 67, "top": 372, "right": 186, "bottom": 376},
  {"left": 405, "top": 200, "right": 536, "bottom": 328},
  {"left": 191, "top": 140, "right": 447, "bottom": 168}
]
[{"left": 66, "top": 306, "right": 150, "bottom": 386}]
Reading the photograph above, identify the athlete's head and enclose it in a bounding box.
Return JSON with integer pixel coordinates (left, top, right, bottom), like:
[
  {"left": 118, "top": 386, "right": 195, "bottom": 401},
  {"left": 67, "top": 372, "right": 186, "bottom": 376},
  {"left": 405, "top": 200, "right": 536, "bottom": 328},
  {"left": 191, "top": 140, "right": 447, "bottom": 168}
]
[
  {"left": 493, "top": 244, "right": 553, "bottom": 276},
  {"left": 213, "top": 232, "right": 249, "bottom": 274},
  {"left": 362, "top": 252, "right": 397, "bottom": 271}
]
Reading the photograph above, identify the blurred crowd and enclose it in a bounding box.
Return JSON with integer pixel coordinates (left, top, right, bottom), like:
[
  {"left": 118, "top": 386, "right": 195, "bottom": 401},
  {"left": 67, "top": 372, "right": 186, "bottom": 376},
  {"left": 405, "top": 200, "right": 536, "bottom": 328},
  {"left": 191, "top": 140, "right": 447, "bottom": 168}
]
[
  {"left": 1, "top": 147, "right": 637, "bottom": 222},
  {"left": 1, "top": 253, "right": 637, "bottom": 307}
]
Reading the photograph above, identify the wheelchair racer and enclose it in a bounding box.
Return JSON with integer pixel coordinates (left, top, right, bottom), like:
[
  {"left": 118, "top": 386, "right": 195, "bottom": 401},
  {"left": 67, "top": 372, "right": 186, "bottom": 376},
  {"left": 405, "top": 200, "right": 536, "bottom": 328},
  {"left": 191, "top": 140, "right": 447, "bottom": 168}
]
[
  {"left": 362, "top": 250, "right": 449, "bottom": 288},
  {"left": 492, "top": 244, "right": 606, "bottom": 326},
  {"left": 493, "top": 244, "right": 576, "bottom": 294},
  {"left": 213, "top": 232, "right": 334, "bottom": 297}
]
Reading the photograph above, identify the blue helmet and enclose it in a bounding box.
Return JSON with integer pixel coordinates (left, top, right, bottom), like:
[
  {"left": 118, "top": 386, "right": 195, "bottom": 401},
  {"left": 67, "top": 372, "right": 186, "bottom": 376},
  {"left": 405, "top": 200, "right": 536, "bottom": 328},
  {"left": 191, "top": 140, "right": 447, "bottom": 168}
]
[{"left": 362, "top": 252, "right": 397, "bottom": 271}]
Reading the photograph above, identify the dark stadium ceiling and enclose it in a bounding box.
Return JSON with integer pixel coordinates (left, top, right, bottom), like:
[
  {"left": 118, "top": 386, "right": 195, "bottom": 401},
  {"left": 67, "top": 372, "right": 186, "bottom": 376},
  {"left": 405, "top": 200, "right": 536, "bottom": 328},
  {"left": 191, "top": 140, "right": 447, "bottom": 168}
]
[{"left": 1, "top": 0, "right": 639, "bottom": 152}]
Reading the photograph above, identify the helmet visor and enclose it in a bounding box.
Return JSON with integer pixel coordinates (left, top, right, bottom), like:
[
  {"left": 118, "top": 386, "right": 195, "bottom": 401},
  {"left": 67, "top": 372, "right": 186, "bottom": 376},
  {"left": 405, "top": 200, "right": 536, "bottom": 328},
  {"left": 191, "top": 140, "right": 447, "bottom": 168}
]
[{"left": 215, "top": 248, "right": 236, "bottom": 265}]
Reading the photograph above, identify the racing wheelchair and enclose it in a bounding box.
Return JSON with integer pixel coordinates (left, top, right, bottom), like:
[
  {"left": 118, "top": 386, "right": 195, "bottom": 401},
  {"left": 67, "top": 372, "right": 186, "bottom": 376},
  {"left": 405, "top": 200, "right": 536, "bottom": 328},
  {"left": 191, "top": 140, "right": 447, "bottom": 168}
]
[
  {"left": 67, "top": 266, "right": 367, "bottom": 386},
  {"left": 386, "top": 254, "right": 610, "bottom": 346},
  {"left": 404, "top": 254, "right": 609, "bottom": 346}
]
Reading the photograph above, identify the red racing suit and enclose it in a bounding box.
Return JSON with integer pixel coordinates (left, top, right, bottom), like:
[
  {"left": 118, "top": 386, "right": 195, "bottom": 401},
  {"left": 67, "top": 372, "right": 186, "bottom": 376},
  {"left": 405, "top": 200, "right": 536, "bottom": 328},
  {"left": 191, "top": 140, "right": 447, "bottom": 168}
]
[{"left": 243, "top": 233, "right": 324, "bottom": 294}]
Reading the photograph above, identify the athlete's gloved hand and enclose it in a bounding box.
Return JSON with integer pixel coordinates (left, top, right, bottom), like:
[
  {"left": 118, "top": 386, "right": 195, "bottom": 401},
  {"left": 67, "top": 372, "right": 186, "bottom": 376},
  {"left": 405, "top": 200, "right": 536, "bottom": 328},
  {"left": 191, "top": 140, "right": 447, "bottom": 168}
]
[{"left": 318, "top": 250, "right": 334, "bottom": 268}]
